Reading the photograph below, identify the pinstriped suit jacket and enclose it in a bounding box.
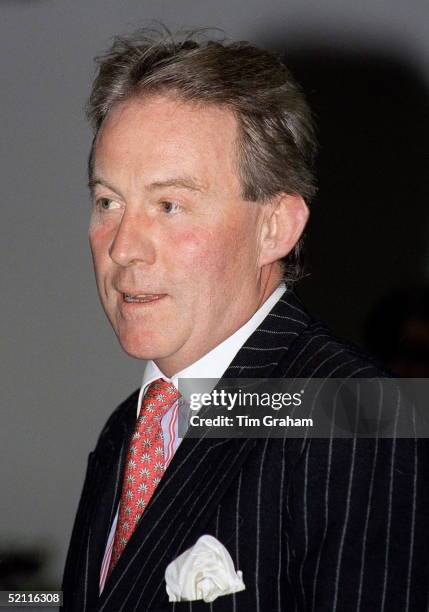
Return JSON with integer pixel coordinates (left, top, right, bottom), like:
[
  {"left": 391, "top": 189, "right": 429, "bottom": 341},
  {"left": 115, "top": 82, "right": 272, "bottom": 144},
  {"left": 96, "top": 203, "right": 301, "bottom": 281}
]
[{"left": 62, "top": 291, "right": 429, "bottom": 611}]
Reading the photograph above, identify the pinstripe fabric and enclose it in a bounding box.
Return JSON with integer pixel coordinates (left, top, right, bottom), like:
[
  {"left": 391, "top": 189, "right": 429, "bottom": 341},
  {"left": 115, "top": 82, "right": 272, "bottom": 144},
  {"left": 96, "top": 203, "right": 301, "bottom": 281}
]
[{"left": 62, "top": 291, "right": 429, "bottom": 611}]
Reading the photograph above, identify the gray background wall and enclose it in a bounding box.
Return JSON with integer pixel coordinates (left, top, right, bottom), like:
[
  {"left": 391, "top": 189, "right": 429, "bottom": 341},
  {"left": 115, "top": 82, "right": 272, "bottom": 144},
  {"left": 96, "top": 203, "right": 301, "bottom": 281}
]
[{"left": 1, "top": 0, "right": 428, "bottom": 588}]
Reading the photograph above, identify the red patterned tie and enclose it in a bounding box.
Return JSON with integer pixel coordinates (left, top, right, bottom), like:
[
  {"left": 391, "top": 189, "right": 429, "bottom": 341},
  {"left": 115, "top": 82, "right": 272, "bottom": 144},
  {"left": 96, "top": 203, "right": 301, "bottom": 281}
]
[{"left": 108, "top": 378, "right": 180, "bottom": 573}]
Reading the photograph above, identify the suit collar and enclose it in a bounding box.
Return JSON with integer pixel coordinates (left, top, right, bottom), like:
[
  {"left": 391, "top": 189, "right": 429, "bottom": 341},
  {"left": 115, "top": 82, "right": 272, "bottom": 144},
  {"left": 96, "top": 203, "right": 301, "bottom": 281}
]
[{"left": 222, "top": 289, "right": 311, "bottom": 378}]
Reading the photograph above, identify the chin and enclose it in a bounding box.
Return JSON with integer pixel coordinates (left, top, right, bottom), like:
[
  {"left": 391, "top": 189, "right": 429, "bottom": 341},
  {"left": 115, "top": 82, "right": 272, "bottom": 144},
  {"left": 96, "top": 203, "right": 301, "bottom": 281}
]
[{"left": 116, "top": 330, "right": 178, "bottom": 362}]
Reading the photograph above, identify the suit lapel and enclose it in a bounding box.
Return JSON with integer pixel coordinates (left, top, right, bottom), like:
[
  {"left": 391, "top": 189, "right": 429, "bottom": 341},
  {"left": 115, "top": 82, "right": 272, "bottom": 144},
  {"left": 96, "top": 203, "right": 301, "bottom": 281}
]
[
  {"left": 223, "top": 289, "right": 311, "bottom": 378},
  {"left": 97, "top": 290, "right": 311, "bottom": 610},
  {"left": 81, "top": 391, "right": 138, "bottom": 609}
]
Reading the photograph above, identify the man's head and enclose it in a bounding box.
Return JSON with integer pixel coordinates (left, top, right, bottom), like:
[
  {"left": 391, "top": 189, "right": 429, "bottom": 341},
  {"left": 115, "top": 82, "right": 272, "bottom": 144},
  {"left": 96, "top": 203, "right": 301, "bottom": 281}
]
[{"left": 87, "top": 29, "right": 317, "bottom": 375}]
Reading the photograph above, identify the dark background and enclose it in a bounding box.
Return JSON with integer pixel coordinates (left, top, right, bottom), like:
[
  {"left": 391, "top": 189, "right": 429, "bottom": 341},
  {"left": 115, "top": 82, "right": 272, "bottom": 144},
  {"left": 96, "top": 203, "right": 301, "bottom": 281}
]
[{"left": 1, "top": 0, "right": 428, "bottom": 591}]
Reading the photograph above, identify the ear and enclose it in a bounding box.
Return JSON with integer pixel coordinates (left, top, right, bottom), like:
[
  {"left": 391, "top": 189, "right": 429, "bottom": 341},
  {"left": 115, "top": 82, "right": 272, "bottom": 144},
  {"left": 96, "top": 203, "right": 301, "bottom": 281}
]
[{"left": 258, "top": 193, "right": 309, "bottom": 268}]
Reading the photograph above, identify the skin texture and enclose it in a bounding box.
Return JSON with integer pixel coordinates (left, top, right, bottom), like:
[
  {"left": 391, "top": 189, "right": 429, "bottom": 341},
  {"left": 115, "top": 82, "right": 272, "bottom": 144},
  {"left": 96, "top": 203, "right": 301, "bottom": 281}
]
[{"left": 89, "top": 94, "right": 309, "bottom": 376}]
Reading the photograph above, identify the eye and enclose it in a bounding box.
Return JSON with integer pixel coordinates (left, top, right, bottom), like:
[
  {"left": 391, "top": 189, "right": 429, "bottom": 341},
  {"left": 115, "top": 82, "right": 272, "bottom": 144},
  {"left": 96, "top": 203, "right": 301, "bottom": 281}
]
[
  {"left": 96, "top": 197, "right": 120, "bottom": 211},
  {"left": 161, "top": 201, "right": 181, "bottom": 214}
]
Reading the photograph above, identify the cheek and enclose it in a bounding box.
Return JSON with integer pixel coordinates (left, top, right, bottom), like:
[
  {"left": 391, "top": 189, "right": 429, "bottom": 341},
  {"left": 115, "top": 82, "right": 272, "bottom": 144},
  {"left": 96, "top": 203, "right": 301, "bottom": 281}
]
[
  {"left": 89, "top": 219, "right": 113, "bottom": 253},
  {"left": 170, "top": 227, "right": 235, "bottom": 278},
  {"left": 88, "top": 225, "right": 112, "bottom": 278},
  {"left": 89, "top": 219, "right": 110, "bottom": 245}
]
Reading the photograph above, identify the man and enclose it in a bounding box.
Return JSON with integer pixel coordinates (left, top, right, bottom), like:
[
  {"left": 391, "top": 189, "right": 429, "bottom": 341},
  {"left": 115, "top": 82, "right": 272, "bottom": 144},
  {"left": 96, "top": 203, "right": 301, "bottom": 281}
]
[{"left": 62, "top": 30, "right": 429, "bottom": 611}]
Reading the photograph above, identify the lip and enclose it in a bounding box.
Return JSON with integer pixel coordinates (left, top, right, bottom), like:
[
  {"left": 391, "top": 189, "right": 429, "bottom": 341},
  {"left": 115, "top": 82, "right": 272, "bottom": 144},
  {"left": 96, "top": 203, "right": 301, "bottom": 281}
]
[
  {"left": 120, "top": 293, "right": 167, "bottom": 306},
  {"left": 116, "top": 288, "right": 166, "bottom": 296},
  {"left": 122, "top": 292, "right": 166, "bottom": 298},
  {"left": 117, "top": 293, "right": 168, "bottom": 321}
]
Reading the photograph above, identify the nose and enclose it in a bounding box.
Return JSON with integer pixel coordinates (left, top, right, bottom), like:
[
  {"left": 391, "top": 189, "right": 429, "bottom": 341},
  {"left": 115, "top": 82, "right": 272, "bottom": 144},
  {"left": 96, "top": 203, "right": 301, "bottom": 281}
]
[{"left": 109, "top": 210, "right": 156, "bottom": 267}]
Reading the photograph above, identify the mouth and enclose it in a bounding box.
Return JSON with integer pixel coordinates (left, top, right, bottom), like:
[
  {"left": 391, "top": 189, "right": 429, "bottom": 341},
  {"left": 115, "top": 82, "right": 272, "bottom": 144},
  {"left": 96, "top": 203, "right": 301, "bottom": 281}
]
[{"left": 122, "top": 293, "right": 166, "bottom": 304}]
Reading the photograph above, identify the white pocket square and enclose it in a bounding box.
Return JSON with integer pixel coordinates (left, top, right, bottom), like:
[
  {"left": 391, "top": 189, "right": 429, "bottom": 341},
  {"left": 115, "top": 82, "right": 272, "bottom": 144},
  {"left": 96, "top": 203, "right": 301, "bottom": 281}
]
[{"left": 165, "top": 534, "right": 245, "bottom": 603}]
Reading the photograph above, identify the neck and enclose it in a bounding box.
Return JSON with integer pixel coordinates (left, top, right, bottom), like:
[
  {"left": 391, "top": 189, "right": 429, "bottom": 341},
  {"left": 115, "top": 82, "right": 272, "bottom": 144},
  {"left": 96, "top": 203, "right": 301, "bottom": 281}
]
[{"left": 155, "top": 265, "right": 283, "bottom": 378}]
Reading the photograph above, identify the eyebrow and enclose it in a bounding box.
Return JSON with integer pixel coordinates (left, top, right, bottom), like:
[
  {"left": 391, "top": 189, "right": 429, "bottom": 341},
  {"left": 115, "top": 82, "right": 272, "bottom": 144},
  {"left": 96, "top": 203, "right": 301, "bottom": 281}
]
[
  {"left": 88, "top": 175, "right": 206, "bottom": 196},
  {"left": 88, "top": 177, "right": 121, "bottom": 197}
]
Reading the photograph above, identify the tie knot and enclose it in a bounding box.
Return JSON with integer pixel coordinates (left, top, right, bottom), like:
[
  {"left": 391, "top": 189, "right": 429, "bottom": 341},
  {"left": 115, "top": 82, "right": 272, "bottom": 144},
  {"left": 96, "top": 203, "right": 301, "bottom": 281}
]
[{"left": 140, "top": 378, "right": 180, "bottom": 419}]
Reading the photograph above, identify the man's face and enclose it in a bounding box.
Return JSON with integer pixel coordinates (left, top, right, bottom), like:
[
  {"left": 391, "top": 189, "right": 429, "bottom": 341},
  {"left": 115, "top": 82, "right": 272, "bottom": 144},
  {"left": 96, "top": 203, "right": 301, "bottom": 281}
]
[{"left": 89, "top": 95, "right": 276, "bottom": 375}]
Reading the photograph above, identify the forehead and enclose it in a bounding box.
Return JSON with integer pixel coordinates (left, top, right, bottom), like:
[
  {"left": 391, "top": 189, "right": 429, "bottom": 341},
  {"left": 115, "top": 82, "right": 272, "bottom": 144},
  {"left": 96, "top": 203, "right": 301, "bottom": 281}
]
[{"left": 93, "top": 94, "right": 240, "bottom": 190}]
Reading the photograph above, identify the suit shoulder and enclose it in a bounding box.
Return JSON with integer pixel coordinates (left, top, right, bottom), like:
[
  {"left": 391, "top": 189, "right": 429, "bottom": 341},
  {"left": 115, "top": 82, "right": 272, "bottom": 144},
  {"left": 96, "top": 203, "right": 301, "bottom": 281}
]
[{"left": 279, "top": 319, "right": 392, "bottom": 379}]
